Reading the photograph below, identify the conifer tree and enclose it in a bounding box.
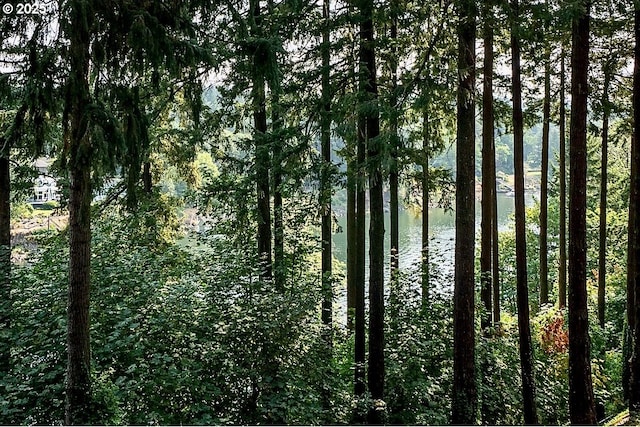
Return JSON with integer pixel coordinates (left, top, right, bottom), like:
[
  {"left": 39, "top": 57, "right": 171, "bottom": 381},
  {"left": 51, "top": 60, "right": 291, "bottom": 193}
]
[
  {"left": 358, "top": 0, "right": 384, "bottom": 420},
  {"left": 629, "top": 0, "right": 640, "bottom": 419},
  {"left": 451, "top": 0, "right": 477, "bottom": 422},
  {"left": 567, "top": 0, "right": 597, "bottom": 422},
  {"left": 480, "top": 0, "right": 495, "bottom": 330},
  {"left": 558, "top": 47, "right": 567, "bottom": 309},
  {"left": 60, "top": 1, "right": 210, "bottom": 422},
  {"left": 539, "top": 2, "right": 551, "bottom": 307},
  {"left": 511, "top": 0, "right": 538, "bottom": 422}
]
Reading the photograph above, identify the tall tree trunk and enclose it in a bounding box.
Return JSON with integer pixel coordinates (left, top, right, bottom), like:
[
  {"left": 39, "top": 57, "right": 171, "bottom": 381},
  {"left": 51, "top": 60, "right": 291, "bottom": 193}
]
[
  {"left": 389, "top": 4, "right": 399, "bottom": 282},
  {"left": 251, "top": 0, "right": 272, "bottom": 281},
  {"left": 0, "top": 152, "right": 10, "bottom": 378},
  {"left": 272, "top": 97, "right": 284, "bottom": 290},
  {"left": 422, "top": 107, "right": 430, "bottom": 307},
  {"left": 481, "top": 3, "right": 497, "bottom": 421},
  {"left": 511, "top": 1, "right": 538, "bottom": 422},
  {"left": 559, "top": 48, "right": 567, "bottom": 310},
  {"left": 491, "top": 110, "right": 500, "bottom": 325},
  {"left": 347, "top": 147, "right": 357, "bottom": 332},
  {"left": 352, "top": 8, "right": 367, "bottom": 408},
  {"left": 480, "top": 0, "right": 494, "bottom": 331},
  {"left": 451, "top": 0, "right": 477, "bottom": 423},
  {"left": 539, "top": 43, "right": 550, "bottom": 307},
  {"left": 354, "top": 91, "right": 367, "bottom": 405},
  {"left": 598, "top": 69, "right": 611, "bottom": 329},
  {"left": 629, "top": 3, "right": 640, "bottom": 418},
  {"left": 346, "top": 11, "right": 357, "bottom": 333},
  {"left": 320, "top": 1, "right": 333, "bottom": 414},
  {"left": 568, "top": 1, "right": 597, "bottom": 423},
  {"left": 359, "top": 0, "right": 384, "bottom": 420},
  {"left": 65, "top": 3, "right": 94, "bottom": 423},
  {"left": 320, "top": 0, "right": 333, "bottom": 341}
]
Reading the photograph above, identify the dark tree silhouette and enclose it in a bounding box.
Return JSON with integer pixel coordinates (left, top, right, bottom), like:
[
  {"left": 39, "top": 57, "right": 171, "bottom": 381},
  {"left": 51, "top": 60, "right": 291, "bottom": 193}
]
[
  {"left": 559, "top": 48, "right": 567, "bottom": 310},
  {"left": 568, "top": 1, "right": 597, "bottom": 423},
  {"left": 64, "top": 2, "right": 94, "bottom": 422},
  {"left": 629, "top": 1, "right": 640, "bottom": 419},
  {"left": 451, "top": 0, "right": 477, "bottom": 422},
  {"left": 511, "top": 0, "right": 538, "bottom": 422}
]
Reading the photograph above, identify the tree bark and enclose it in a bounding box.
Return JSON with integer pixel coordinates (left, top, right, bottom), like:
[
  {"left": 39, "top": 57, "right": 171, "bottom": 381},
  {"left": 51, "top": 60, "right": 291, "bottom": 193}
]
[
  {"left": 539, "top": 42, "right": 550, "bottom": 307},
  {"left": 598, "top": 68, "right": 611, "bottom": 329},
  {"left": 250, "top": 0, "right": 273, "bottom": 281},
  {"left": 65, "top": 3, "right": 94, "bottom": 423},
  {"left": 511, "top": 1, "right": 538, "bottom": 422},
  {"left": 559, "top": 48, "right": 567, "bottom": 310},
  {"left": 422, "top": 107, "right": 430, "bottom": 307},
  {"left": 320, "top": 0, "right": 332, "bottom": 339},
  {"left": 629, "top": 3, "right": 640, "bottom": 419},
  {"left": 389, "top": 4, "right": 399, "bottom": 283},
  {"left": 568, "top": 2, "right": 597, "bottom": 423},
  {"left": 491, "top": 112, "right": 500, "bottom": 325},
  {"left": 346, "top": 8, "right": 358, "bottom": 333},
  {"left": 347, "top": 145, "right": 357, "bottom": 332},
  {"left": 272, "top": 97, "right": 284, "bottom": 290},
  {"left": 451, "top": 0, "right": 477, "bottom": 423},
  {"left": 480, "top": 0, "right": 494, "bottom": 331},
  {"left": 320, "top": 0, "right": 333, "bottom": 415},
  {"left": 142, "top": 161, "right": 152, "bottom": 194},
  {"left": 359, "top": 0, "right": 384, "bottom": 420},
  {"left": 480, "top": 5, "right": 496, "bottom": 422},
  {"left": 0, "top": 152, "right": 10, "bottom": 378},
  {"left": 354, "top": 82, "right": 366, "bottom": 406}
]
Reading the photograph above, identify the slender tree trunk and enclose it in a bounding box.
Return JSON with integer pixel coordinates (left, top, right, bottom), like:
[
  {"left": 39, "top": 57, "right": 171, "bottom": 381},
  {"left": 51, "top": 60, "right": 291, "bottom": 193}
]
[
  {"left": 251, "top": 0, "right": 272, "bottom": 281},
  {"left": 568, "top": 2, "right": 597, "bottom": 423},
  {"left": 351, "top": 11, "right": 367, "bottom": 408},
  {"left": 272, "top": 97, "right": 284, "bottom": 290},
  {"left": 480, "top": 6, "right": 496, "bottom": 422},
  {"left": 0, "top": 152, "right": 10, "bottom": 378},
  {"left": 389, "top": 6, "right": 399, "bottom": 283},
  {"left": 421, "top": 107, "right": 430, "bottom": 307},
  {"left": 346, "top": 13, "right": 357, "bottom": 333},
  {"left": 359, "top": 0, "right": 384, "bottom": 420},
  {"left": 490, "top": 26, "right": 500, "bottom": 323},
  {"left": 480, "top": 1, "right": 494, "bottom": 331},
  {"left": 511, "top": 1, "right": 538, "bottom": 422},
  {"left": 539, "top": 43, "right": 550, "bottom": 307},
  {"left": 320, "top": 0, "right": 332, "bottom": 340},
  {"left": 451, "top": 0, "right": 477, "bottom": 422},
  {"left": 347, "top": 148, "right": 357, "bottom": 332},
  {"left": 629, "top": 3, "right": 640, "bottom": 419},
  {"left": 559, "top": 48, "right": 567, "bottom": 310},
  {"left": 354, "top": 92, "right": 367, "bottom": 405},
  {"left": 65, "top": 3, "right": 94, "bottom": 423},
  {"left": 491, "top": 113, "right": 500, "bottom": 325},
  {"left": 319, "top": 2, "right": 333, "bottom": 416},
  {"left": 598, "top": 69, "right": 611, "bottom": 329}
]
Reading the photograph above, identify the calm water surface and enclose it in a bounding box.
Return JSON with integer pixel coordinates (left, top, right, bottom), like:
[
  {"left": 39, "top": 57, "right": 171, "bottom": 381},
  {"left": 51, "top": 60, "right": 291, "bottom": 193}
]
[{"left": 331, "top": 193, "right": 530, "bottom": 301}]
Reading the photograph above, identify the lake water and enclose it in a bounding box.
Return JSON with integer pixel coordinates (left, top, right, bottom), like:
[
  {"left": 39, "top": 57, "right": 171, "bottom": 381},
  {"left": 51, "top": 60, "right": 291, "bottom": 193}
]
[{"left": 331, "top": 193, "right": 527, "bottom": 297}]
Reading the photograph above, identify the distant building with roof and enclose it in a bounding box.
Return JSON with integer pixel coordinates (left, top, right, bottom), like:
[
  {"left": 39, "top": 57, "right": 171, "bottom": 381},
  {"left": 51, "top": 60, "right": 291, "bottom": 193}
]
[{"left": 28, "top": 158, "right": 60, "bottom": 205}]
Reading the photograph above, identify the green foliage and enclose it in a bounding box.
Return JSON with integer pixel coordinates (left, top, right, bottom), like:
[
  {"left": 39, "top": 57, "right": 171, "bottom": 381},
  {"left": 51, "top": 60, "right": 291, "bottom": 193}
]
[
  {"left": 9, "top": 202, "right": 33, "bottom": 221},
  {"left": 477, "top": 330, "right": 523, "bottom": 425},
  {"left": 2, "top": 200, "right": 350, "bottom": 425},
  {"left": 385, "top": 272, "right": 453, "bottom": 425}
]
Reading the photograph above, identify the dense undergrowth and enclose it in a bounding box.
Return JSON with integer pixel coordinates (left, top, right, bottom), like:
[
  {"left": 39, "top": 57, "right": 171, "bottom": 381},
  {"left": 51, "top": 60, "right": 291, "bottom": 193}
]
[{"left": 0, "top": 201, "right": 627, "bottom": 425}]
